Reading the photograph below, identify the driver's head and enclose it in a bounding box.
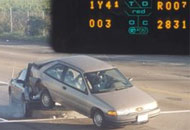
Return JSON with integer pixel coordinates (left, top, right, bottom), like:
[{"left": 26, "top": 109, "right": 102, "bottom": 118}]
[
  {"left": 55, "top": 66, "right": 63, "bottom": 73},
  {"left": 66, "top": 71, "right": 74, "bottom": 81}
]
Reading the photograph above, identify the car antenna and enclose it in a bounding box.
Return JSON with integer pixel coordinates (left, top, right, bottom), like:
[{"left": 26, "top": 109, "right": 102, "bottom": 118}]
[{"left": 11, "top": 63, "right": 15, "bottom": 79}]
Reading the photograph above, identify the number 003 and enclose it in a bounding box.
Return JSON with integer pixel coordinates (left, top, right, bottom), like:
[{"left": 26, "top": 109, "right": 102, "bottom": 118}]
[{"left": 89, "top": 19, "right": 112, "bottom": 29}]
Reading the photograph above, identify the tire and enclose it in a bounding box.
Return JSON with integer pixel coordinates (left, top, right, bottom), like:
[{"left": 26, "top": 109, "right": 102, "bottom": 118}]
[
  {"left": 9, "top": 88, "right": 18, "bottom": 105},
  {"left": 9, "top": 93, "right": 15, "bottom": 105},
  {"left": 22, "top": 101, "right": 31, "bottom": 117},
  {"left": 22, "top": 95, "right": 32, "bottom": 117},
  {"left": 40, "top": 90, "right": 54, "bottom": 109},
  {"left": 93, "top": 110, "right": 106, "bottom": 128}
]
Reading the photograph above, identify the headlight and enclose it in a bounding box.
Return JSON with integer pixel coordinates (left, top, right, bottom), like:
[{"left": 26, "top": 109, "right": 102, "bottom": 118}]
[
  {"left": 145, "top": 101, "right": 158, "bottom": 110},
  {"left": 151, "top": 101, "right": 158, "bottom": 108},
  {"left": 107, "top": 111, "right": 117, "bottom": 116},
  {"left": 117, "top": 109, "right": 130, "bottom": 116}
]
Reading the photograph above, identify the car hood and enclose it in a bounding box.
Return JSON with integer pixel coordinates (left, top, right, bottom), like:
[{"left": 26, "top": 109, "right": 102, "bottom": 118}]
[{"left": 93, "top": 86, "right": 156, "bottom": 111}]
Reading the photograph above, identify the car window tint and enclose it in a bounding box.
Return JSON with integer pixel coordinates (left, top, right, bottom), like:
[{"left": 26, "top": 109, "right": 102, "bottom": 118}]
[
  {"left": 45, "top": 64, "right": 66, "bottom": 81},
  {"left": 84, "top": 69, "right": 132, "bottom": 94},
  {"left": 17, "top": 69, "right": 27, "bottom": 81},
  {"left": 105, "top": 69, "right": 126, "bottom": 83},
  {"left": 64, "top": 68, "right": 86, "bottom": 92}
]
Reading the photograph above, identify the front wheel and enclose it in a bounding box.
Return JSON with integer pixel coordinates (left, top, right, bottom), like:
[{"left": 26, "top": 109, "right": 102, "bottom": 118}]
[
  {"left": 40, "top": 90, "right": 54, "bottom": 109},
  {"left": 93, "top": 111, "right": 105, "bottom": 128}
]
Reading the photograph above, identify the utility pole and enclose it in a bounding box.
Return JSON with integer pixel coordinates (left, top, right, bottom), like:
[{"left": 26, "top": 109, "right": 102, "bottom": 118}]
[
  {"left": 42, "top": 10, "right": 45, "bottom": 36},
  {"left": 27, "top": 11, "right": 30, "bottom": 20},
  {"left": 10, "top": 7, "right": 13, "bottom": 33},
  {"left": 42, "top": 11, "right": 45, "bottom": 20}
]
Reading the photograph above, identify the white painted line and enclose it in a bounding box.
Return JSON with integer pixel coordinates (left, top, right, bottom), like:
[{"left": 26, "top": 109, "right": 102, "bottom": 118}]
[
  {"left": 0, "top": 81, "right": 9, "bottom": 85},
  {"left": 0, "top": 118, "right": 8, "bottom": 121},
  {"left": 0, "top": 116, "right": 88, "bottom": 124},
  {"left": 160, "top": 110, "right": 190, "bottom": 114},
  {"left": 11, "top": 64, "right": 15, "bottom": 79},
  {"left": 55, "top": 102, "right": 62, "bottom": 106},
  {"left": 1, "top": 110, "right": 190, "bottom": 123},
  {"left": 0, "top": 117, "right": 65, "bottom": 123}
]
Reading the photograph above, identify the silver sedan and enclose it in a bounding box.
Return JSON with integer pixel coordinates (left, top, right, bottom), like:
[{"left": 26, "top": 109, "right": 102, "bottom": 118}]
[{"left": 9, "top": 55, "right": 160, "bottom": 128}]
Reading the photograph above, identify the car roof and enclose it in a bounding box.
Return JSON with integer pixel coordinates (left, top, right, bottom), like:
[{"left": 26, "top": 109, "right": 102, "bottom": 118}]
[
  {"left": 58, "top": 55, "right": 115, "bottom": 73},
  {"left": 34, "top": 55, "right": 114, "bottom": 73}
]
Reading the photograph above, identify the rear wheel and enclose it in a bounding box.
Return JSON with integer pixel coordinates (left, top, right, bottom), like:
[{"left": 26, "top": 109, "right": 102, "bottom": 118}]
[
  {"left": 22, "top": 94, "right": 32, "bottom": 117},
  {"left": 93, "top": 110, "right": 105, "bottom": 128},
  {"left": 40, "top": 90, "right": 54, "bottom": 109},
  {"left": 9, "top": 87, "right": 16, "bottom": 105},
  {"left": 9, "top": 93, "right": 15, "bottom": 105}
]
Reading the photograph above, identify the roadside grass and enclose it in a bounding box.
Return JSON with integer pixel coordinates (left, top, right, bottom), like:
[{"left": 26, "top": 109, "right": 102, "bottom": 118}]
[{"left": 0, "top": 32, "right": 49, "bottom": 43}]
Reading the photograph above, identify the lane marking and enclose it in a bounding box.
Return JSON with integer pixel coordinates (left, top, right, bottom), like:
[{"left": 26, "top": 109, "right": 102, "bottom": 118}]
[
  {"left": 55, "top": 102, "right": 62, "bottom": 106},
  {"left": 0, "top": 118, "right": 8, "bottom": 121},
  {"left": 140, "top": 87, "right": 190, "bottom": 99},
  {"left": 0, "top": 110, "right": 190, "bottom": 123},
  {"left": 160, "top": 110, "right": 190, "bottom": 114},
  {"left": 0, "top": 116, "right": 87, "bottom": 123},
  {"left": 0, "top": 118, "right": 65, "bottom": 123},
  {"left": 0, "top": 81, "right": 8, "bottom": 85}
]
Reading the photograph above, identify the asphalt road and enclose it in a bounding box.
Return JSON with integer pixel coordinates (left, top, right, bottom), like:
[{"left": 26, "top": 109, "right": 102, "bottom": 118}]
[{"left": 0, "top": 41, "right": 190, "bottom": 130}]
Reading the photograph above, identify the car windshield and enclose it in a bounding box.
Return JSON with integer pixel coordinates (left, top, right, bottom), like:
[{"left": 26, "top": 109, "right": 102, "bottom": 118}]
[{"left": 84, "top": 69, "right": 132, "bottom": 94}]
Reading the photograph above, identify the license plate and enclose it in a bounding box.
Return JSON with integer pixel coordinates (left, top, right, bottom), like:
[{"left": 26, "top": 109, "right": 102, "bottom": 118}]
[{"left": 137, "top": 114, "right": 148, "bottom": 122}]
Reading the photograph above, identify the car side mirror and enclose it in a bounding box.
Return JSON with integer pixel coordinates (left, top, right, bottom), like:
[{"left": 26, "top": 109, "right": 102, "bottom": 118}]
[
  {"left": 16, "top": 79, "right": 25, "bottom": 84},
  {"left": 128, "top": 78, "right": 133, "bottom": 82}
]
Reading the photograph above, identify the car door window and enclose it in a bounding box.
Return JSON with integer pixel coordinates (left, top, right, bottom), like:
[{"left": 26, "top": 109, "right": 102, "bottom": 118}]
[
  {"left": 17, "top": 69, "right": 27, "bottom": 81},
  {"left": 64, "top": 68, "right": 86, "bottom": 93},
  {"left": 45, "top": 64, "right": 66, "bottom": 81}
]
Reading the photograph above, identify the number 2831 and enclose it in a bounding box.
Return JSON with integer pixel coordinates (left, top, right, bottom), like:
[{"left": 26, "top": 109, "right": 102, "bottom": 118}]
[{"left": 157, "top": 20, "right": 187, "bottom": 29}]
